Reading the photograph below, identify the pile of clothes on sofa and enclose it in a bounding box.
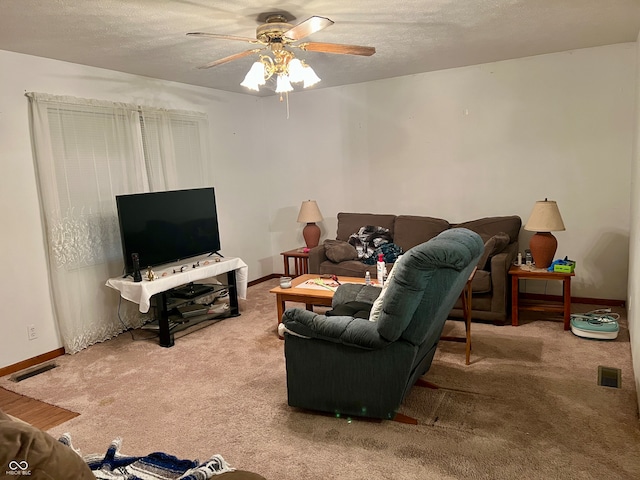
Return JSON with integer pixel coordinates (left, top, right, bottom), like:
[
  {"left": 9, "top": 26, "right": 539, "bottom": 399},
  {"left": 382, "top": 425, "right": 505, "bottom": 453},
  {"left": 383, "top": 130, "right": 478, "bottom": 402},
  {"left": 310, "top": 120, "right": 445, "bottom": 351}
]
[{"left": 347, "top": 225, "right": 403, "bottom": 265}]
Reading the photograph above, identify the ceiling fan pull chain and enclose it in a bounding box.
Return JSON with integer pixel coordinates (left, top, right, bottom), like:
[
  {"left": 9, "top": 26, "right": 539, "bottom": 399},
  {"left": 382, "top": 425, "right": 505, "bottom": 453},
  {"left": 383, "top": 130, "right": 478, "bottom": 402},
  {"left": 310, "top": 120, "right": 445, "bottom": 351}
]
[{"left": 286, "top": 92, "right": 290, "bottom": 119}]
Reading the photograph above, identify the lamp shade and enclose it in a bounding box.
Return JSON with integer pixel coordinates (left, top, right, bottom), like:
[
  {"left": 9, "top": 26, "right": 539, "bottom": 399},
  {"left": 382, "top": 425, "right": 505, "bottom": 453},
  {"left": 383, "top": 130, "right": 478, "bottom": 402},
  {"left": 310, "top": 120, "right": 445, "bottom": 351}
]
[
  {"left": 524, "top": 200, "right": 565, "bottom": 232},
  {"left": 297, "top": 200, "right": 323, "bottom": 248},
  {"left": 302, "top": 65, "right": 321, "bottom": 88},
  {"left": 297, "top": 200, "right": 323, "bottom": 224},
  {"left": 288, "top": 58, "right": 305, "bottom": 83},
  {"left": 240, "top": 62, "right": 266, "bottom": 91},
  {"left": 524, "top": 199, "right": 565, "bottom": 268}
]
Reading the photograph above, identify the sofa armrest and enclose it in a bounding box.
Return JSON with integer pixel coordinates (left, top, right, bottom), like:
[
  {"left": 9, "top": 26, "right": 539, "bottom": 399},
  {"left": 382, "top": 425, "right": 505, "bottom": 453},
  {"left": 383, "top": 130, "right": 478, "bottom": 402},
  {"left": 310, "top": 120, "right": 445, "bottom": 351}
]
[
  {"left": 282, "top": 308, "right": 390, "bottom": 350},
  {"left": 488, "top": 242, "right": 518, "bottom": 314},
  {"left": 308, "top": 244, "right": 327, "bottom": 274}
]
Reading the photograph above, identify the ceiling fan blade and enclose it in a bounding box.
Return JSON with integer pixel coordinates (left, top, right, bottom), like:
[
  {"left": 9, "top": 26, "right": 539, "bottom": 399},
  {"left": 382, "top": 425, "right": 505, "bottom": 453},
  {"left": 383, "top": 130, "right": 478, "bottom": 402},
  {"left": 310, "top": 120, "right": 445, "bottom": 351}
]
[
  {"left": 187, "top": 32, "right": 259, "bottom": 44},
  {"left": 197, "top": 49, "right": 261, "bottom": 69},
  {"left": 284, "top": 16, "right": 334, "bottom": 41},
  {"left": 298, "top": 42, "right": 376, "bottom": 56}
]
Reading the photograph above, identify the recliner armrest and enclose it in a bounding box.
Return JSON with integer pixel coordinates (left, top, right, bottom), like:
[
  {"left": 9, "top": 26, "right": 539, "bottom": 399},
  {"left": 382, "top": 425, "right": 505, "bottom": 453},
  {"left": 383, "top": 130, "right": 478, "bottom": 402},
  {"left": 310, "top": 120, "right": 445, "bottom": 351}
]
[
  {"left": 332, "top": 283, "right": 381, "bottom": 308},
  {"left": 282, "top": 308, "right": 390, "bottom": 350}
]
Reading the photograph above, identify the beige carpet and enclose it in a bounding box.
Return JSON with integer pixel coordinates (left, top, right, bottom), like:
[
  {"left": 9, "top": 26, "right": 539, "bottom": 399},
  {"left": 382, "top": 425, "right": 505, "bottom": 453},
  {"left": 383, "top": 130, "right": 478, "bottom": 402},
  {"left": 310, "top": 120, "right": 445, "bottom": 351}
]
[{"left": 1, "top": 279, "right": 639, "bottom": 479}]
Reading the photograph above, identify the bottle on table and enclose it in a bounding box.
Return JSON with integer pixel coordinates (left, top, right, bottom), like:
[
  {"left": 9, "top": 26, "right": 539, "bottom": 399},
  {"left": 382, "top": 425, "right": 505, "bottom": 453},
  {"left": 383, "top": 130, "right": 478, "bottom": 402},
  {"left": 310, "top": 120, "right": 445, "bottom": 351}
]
[{"left": 376, "top": 253, "right": 385, "bottom": 286}]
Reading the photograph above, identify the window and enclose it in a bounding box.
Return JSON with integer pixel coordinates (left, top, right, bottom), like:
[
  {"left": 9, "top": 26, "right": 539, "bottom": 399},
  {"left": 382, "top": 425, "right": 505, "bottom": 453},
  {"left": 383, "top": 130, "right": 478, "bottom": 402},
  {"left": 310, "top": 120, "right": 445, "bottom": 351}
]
[{"left": 27, "top": 92, "right": 211, "bottom": 352}]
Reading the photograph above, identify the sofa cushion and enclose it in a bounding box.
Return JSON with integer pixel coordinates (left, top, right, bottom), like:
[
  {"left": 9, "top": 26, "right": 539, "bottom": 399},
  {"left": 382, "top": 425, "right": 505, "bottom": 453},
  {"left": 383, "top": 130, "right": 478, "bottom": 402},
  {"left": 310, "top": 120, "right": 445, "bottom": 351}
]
[
  {"left": 319, "top": 260, "right": 373, "bottom": 277},
  {"left": 453, "top": 215, "right": 521, "bottom": 243},
  {"left": 393, "top": 215, "right": 450, "bottom": 251},
  {"left": 336, "top": 213, "right": 396, "bottom": 242},
  {"left": 323, "top": 239, "right": 358, "bottom": 263},
  {"left": 476, "top": 232, "right": 511, "bottom": 270},
  {"left": 0, "top": 409, "right": 95, "bottom": 480}
]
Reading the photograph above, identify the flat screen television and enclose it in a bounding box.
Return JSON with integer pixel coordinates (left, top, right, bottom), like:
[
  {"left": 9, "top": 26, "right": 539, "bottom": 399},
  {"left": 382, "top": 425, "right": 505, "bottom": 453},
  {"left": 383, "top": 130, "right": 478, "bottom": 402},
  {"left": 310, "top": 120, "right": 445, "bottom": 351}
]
[{"left": 116, "top": 187, "right": 221, "bottom": 275}]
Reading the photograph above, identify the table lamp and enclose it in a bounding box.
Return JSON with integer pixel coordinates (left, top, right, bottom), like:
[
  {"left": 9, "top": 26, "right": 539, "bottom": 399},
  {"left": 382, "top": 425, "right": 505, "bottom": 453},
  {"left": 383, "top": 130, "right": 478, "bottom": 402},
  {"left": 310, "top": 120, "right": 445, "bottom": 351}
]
[
  {"left": 524, "top": 199, "right": 565, "bottom": 268},
  {"left": 297, "top": 200, "right": 323, "bottom": 248}
]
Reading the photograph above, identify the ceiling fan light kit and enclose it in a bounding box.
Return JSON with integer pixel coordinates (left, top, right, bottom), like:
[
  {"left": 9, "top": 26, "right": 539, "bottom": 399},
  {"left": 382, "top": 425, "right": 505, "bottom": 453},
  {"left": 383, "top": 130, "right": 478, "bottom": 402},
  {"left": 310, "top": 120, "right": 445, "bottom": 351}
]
[
  {"left": 188, "top": 13, "right": 375, "bottom": 95},
  {"left": 240, "top": 49, "right": 321, "bottom": 93}
]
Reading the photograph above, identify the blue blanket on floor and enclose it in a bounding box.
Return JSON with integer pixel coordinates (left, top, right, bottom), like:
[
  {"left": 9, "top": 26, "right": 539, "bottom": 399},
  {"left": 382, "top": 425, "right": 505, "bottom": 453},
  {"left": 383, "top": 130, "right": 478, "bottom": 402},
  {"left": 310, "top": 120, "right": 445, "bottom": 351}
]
[{"left": 59, "top": 434, "right": 234, "bottom": 479}]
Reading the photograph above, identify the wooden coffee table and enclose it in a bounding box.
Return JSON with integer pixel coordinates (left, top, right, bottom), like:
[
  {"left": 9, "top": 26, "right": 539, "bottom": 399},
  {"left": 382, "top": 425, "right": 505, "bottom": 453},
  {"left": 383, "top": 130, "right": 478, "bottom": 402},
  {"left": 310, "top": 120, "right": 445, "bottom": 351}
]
[{"left": 269, "top": 274, "right": 369, "bottom": 334}]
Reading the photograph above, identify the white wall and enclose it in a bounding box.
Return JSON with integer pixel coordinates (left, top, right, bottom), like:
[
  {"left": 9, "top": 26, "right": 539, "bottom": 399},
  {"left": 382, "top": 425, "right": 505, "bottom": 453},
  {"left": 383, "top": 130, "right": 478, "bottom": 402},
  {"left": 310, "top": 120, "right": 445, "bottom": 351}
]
[
  {"left": 266, "top": 44, "right": 637, "bottom": 303},
  {"left": 0, "top": 42, "right": 636, "bottom": 370},
  {"left": 627, "top": 33, "right": 640, "bottom": 414},
  {"left": 0, "top": 50, "right": 271, "bottom": 368}
]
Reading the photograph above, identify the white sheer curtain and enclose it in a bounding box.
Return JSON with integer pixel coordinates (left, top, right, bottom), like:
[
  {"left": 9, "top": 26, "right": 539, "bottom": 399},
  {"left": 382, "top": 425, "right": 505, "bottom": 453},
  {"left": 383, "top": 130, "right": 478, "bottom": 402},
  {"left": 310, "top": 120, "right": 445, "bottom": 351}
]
[{"left": 26, "top": 93, "right": 210, "bottom": 353}]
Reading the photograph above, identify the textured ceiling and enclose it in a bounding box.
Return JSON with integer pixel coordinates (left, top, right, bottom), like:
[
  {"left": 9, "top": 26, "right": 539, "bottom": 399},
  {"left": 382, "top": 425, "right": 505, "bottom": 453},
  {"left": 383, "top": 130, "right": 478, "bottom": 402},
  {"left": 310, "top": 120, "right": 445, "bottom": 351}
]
[{"left": 1, "top": 0, "right": 639, "bottom": 96}]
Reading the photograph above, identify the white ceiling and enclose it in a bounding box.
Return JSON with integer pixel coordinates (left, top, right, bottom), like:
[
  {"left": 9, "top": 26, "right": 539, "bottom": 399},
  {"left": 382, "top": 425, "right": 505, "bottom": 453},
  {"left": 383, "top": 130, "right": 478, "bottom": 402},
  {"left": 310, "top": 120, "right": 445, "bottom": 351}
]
[{"left": 1, "top": 0, "right": 639, "bottom": 96}]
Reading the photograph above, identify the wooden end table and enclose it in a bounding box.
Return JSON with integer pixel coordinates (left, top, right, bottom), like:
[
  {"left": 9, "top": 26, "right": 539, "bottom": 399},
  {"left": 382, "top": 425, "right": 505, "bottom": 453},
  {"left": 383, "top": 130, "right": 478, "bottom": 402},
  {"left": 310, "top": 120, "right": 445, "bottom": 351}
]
[
  {"left": 269, "top": 274, "right": 368, "bottom": 337},
  {"left": 281, "top": 248, "right": 310, "bottom": 277},
  {"left": 509, "top": 265, "right": 575, "bottom": 330}
]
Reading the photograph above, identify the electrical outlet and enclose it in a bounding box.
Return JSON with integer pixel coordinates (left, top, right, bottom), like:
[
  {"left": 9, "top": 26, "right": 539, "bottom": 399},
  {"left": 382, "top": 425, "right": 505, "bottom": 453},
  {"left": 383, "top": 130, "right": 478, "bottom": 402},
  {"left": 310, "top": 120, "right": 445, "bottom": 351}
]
[{"left": 27, "top": 324, "right": 37, "bottom": 340}]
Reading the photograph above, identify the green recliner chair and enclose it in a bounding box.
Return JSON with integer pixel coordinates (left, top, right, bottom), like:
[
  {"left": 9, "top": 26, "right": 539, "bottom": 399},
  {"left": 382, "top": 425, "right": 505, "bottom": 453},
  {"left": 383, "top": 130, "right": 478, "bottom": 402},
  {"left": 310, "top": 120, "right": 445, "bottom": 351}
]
[{"left": 280, "top": 228, "right": 484, "bottom": 422}]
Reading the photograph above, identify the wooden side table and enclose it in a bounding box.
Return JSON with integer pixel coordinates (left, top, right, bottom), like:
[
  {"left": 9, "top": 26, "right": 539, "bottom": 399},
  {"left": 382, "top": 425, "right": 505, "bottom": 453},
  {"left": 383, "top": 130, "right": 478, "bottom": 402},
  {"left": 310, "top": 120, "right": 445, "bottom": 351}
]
[
  {"left": 281, "top": 248, "right": 310, "bottom": 277},
  {"left": 509, "top": 265, "right": 575, "bottom": 330}
]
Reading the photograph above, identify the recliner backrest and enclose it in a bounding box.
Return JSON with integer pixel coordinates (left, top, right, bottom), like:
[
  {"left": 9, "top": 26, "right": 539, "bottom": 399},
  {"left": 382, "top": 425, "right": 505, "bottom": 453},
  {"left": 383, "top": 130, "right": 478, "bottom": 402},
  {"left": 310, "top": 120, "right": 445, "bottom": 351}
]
[{"left": 375, "top": 228, "right": 484, "bottom": 345}]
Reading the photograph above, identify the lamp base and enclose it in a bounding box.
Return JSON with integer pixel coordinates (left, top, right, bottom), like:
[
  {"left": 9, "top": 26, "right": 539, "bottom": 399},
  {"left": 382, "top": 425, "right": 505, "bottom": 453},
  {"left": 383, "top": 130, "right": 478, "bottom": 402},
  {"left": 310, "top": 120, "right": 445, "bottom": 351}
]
[
  {"left": 529, "top": 232, "right": 557, "bottom": 269},
  {"left": 302, "top": 222, "right": 321, "bottom": 248}
]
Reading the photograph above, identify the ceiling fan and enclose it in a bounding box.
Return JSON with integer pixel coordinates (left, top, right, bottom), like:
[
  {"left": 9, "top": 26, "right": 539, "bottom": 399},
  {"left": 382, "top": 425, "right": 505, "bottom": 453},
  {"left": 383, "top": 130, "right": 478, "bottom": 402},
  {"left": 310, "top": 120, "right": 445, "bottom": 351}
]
[
  {"left": 187, "top": 13, "right": 375, "bottom": 93},
  {"left": 187, "top": 13, "right": 376, "bottom": 69}
]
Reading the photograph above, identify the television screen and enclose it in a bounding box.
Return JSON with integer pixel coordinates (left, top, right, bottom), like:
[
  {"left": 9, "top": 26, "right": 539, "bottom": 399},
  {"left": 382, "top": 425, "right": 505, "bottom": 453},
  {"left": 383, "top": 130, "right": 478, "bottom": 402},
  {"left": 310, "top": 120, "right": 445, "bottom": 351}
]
[{"left": 116, "top": 187, "right": 221, "bottom": 275}]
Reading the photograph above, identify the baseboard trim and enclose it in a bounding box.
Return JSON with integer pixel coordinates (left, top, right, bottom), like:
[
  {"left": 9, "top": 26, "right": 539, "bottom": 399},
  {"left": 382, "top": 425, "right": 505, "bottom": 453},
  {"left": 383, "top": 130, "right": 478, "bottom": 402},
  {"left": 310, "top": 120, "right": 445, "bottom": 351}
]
[
  {"left": 0, "top": 348, "right": 65, "bottom": 378},
  {"left": 248, "top": 274, "right": 280, "bottom": 287},
  {"left": 521, "top": 293, "right": 625, "bottom": 307}
]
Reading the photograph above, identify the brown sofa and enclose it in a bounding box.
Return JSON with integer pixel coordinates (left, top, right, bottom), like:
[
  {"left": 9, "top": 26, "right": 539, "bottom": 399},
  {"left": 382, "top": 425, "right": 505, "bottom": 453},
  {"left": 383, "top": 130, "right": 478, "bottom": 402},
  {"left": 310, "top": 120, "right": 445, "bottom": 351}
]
[{"left": 309, "top": 212, "right": 522, "bottom": 324}]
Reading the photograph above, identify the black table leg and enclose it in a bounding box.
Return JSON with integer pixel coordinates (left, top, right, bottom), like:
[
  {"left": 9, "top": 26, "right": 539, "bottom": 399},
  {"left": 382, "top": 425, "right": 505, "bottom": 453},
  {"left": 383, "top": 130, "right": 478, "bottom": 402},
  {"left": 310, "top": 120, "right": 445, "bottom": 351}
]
[
  {"left": 226, "top": 270, "right": 240, "bottom": 316},
  {"left": 157, "top": 292, "right": 175, "bottom": 347}
]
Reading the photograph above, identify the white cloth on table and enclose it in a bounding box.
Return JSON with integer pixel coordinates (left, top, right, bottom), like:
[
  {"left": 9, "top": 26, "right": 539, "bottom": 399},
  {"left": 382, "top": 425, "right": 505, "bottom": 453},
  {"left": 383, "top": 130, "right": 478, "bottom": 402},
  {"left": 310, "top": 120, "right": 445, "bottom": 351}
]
[{"left": 106, "top": 256, "right": 248, "bottom": 313}]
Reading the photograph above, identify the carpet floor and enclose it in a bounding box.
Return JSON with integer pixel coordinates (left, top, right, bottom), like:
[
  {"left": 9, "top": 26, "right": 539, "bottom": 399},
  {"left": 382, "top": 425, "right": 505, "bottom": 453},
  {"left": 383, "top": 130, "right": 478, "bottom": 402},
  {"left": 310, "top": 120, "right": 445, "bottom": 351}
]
[{"left": 1, "top": 279, "right": 639, "bottom": 479}]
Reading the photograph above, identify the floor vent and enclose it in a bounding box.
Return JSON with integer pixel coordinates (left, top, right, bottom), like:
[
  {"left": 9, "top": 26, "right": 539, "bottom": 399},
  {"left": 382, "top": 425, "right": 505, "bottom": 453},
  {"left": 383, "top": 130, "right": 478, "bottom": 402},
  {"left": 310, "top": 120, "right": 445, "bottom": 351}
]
[
  {"left": 598, "top": 366, "right": 621, "bottom": 388},
  {"left": 10, "top": 362, "right": 57, "bottom": 382}
]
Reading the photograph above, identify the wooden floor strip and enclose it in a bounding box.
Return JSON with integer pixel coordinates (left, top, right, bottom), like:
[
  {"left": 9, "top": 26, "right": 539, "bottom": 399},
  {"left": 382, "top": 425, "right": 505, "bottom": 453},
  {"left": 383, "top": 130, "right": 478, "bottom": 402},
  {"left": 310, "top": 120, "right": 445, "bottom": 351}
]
[{"left": 0, "top": 387, "right": 78, "bottom": 430}]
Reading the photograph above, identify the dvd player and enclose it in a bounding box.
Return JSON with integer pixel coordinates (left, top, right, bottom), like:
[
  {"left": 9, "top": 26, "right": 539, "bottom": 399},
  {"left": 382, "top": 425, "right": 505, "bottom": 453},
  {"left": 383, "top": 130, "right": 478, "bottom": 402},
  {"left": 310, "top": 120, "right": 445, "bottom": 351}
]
[
  {"left": 171, "top": 283, "right": 214, "bottom": 299},
  {"left": 176, "top": 304, "right": 209, "bottom": 318}
]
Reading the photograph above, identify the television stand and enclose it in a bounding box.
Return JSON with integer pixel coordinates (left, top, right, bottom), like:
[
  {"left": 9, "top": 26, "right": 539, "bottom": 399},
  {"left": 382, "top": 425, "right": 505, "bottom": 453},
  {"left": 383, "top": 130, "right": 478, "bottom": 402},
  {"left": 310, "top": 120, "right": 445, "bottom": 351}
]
[{"left": 106, "top": 257, "right": 248, "bottom": 347}]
